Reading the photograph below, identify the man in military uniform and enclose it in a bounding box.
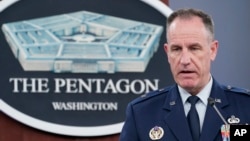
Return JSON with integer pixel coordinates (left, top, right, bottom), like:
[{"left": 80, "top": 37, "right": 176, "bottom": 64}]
[{"left": 119, "top": 8, "right": 250, "bottom": 141}]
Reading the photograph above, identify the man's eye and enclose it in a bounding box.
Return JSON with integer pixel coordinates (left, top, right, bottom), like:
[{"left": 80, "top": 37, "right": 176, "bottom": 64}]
[
  {"left": 190, "top": 47, "right": 200, "bottom": 51},
  {"left": 190, "top": 47, "right": 198, "bottom": 50},
  {"left": 172, "top": 47, "right": 181, "bottom": 51}
]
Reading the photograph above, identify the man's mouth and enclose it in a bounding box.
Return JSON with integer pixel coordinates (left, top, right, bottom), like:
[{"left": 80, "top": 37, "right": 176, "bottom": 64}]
[
  {"left": 178, "top": 70, "right": 196, "bottom": 76},
  {"left": 180, "top": 70, "right": 194, "bottom": 73}
]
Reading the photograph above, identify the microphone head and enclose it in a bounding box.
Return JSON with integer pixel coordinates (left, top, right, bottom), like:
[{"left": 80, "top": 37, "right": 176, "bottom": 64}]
[{"left": 208, "top": 97, "right": 216, "bottom": 106}]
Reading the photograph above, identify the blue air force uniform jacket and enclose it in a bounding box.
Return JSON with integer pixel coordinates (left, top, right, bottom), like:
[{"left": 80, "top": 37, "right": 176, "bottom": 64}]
[{"left": 119, "top": 79, "right": 250, "bottom": 141}]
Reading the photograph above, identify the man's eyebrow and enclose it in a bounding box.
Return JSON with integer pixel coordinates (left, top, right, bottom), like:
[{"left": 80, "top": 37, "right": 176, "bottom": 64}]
[
  {"left": 188, "top": 43, "right": 201, "bottom": 47},
  {"left": 169, "top": 44, "right": 182, "bottom": 48}
]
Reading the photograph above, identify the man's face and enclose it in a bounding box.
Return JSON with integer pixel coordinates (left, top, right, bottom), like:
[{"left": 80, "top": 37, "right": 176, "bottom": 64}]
[{"left": 164, "top": 17, "right": 218, "bottom": 94}]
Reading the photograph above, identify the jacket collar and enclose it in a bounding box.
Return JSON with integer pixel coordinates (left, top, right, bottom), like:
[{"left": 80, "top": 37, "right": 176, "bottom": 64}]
[
  {"left": 163, "top": 85, "right": 193, "bottom": 141},
  {"left": 163, "top": 79, "right": 230, "bottom": 141},
  {"left": 200, "top": 79, "right": 230, "bottom": 141}
]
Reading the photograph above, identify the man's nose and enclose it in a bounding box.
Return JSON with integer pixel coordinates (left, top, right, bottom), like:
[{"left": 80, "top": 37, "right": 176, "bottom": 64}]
[{"left": 180, "top": 51, "right": 191, "bottom": 65}]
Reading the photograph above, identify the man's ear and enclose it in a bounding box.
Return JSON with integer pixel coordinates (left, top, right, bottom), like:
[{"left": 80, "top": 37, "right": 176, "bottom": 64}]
[
  {"left": 164, "top": 43, "right": 168, "bottom": 54},
  {"left": 164, "top": 43, "right": 170, "bottom": 63},
  {"left": 210, "top": 40, "right": 218, "bottom": 61}
]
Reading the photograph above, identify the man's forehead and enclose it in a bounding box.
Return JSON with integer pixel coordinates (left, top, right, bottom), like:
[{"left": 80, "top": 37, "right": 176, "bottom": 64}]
[
  {"left": 167, "top": 17, "right": 209, "bottom": 41},
  {"left": 169, "top": 16, "right": 204, "bottom": 29}
]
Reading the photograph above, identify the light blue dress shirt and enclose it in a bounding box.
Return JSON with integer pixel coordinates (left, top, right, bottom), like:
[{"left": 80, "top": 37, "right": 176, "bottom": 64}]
[{"left": 178, "top": 77, "right": 213, "bottom": 132}]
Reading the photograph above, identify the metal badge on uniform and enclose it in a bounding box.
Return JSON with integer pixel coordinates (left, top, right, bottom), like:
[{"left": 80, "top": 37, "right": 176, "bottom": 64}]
[
  {"left": 221, "top": 124, "right": 230, "bottom": 141},
  {"left": 215, "top": 98, "right": 221, "bottom": 103},
  {"left": 227, "top": 115, "right": 240, "bottom": 124},
  {"left": 149, "top": 126, "right": 164, "bottom": 140},
  {"left": 169, "top": 101, "right": 175, "bottom": 106}
]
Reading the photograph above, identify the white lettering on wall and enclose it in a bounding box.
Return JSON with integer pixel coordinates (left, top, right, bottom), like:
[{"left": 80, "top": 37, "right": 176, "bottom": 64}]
[
  {"left": 52, "top": 102, "right": 118, "bottom": 111},
  {"left": 9, "top": 78, "right": 160, "bottom": 95}
]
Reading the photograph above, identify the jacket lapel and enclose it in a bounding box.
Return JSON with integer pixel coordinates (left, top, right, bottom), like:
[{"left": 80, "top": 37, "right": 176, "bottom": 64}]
[
  {"left": 200, "top": 79, "right": 230, "bottom": 141},
  {"left": 163, "top": 85, "right": 193, "bottom": 141},
  {"left": 163, "top": 80, "right": 230, "bottom": 141}
]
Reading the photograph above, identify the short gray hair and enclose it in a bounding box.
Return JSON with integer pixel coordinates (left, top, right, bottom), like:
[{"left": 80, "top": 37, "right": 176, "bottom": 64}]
[{"left": 167, "top": 8, "right": 215, "bottom": 40}]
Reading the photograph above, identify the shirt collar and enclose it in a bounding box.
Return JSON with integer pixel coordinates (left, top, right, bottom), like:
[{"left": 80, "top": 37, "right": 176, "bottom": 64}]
[{"left": 178, "top": 77, "right": 213, "bottom": 106}]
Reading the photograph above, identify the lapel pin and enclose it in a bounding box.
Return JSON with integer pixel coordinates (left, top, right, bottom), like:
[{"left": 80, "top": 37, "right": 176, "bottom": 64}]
[
  {"left": 149, "top": 126, "right": 164, "bottom": 140},
  {"left": 227, "top": 115, "right": 240, "bottom": 124},
  {"left": 215, "top": 98, "right": 221, "bottom": 103},
  {"left": 169, "top": 101, "right": 175, "bottom": 105}
]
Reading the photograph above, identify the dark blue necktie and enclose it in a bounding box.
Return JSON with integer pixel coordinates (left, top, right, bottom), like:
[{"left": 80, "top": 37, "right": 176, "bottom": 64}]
[{"left": 187, "top": 96, "right": 200, "bottom": 141}]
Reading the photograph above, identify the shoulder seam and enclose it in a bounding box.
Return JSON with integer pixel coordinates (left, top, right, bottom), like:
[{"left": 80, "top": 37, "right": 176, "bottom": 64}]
[
  {"left": 223, "top": 85, "right": 250, "bottom": 95},
  {"left": 130, "top": 86, "right": 172, "bottom": 105}
]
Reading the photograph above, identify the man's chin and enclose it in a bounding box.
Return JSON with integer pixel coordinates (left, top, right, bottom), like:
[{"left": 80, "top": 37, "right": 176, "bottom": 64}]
[{"left": 178, "top": 81, "right": 197, "bottom": 90}]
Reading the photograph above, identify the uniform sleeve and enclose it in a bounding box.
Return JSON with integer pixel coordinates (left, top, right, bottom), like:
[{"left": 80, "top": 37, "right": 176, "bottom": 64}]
[{"left": 119, "top": 102, "right": 139, "bottom": 141}]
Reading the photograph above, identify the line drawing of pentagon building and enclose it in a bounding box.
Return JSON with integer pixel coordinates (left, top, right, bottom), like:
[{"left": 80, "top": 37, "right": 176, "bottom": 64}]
[{"left": 2, "top": 11, "right": 163, "bottom": 73}]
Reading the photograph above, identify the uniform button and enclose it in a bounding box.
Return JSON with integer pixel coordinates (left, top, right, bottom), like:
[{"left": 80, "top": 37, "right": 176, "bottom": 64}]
[{"left": 227, "top": 85, "right": 232, "bottom": 90}]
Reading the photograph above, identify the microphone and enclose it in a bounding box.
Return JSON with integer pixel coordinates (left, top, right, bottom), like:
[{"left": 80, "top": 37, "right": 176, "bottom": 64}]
[{"left": 208, "top": 97, "right": 229, "bottom": 125}]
